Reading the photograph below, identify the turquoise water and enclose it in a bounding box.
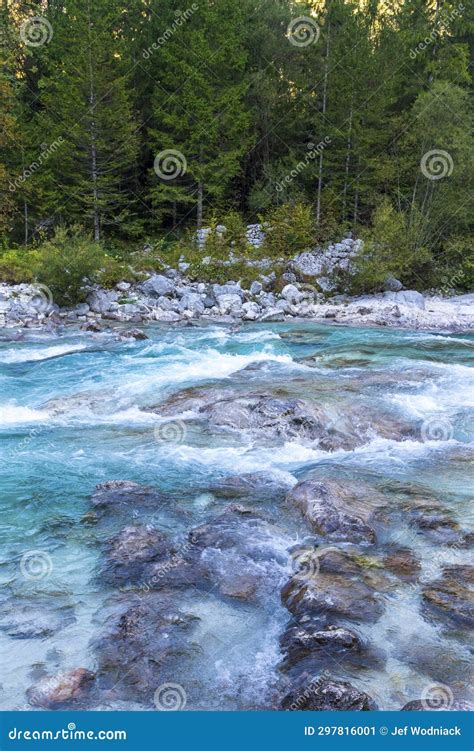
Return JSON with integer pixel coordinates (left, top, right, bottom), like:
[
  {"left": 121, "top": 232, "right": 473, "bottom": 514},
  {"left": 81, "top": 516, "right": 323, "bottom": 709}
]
[{"left": 0, "top": 322, "right": 473, "bottom": 710}]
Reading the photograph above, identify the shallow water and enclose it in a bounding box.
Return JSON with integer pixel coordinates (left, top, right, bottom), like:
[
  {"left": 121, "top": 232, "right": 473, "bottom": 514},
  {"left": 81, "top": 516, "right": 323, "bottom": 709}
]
[{"left": 0, "top": 321, "right": 472, "bottom": 710}]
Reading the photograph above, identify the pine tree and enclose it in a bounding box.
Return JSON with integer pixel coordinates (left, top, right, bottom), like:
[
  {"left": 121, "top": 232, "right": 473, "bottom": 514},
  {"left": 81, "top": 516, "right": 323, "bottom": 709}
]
[
  {"left": 148, "top": 0, "right": 252, "bottom": 228},
  {"left": 32, "top": 0, "right": 139, "bottom": 240}
]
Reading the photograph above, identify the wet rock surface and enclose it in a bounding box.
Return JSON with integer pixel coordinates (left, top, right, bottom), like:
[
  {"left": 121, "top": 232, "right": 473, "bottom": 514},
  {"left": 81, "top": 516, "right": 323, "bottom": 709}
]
[
  {"left": 281, "top": 675, "right": 377, "bottom": 711},
  {"left": 286, "top": 479, "right": 378, "bottom": 544},
  {"left": 91, "top": 593, "right": 199, "bottom": 703},
  {"left": 281, "top": 549, "right": 390, "bottom": 623},
  {"left": 27, "top": 668, "right": 95, "bottom": 708},
  {"left": 422, "top": 565, "right": 474, "bottom": 628}
]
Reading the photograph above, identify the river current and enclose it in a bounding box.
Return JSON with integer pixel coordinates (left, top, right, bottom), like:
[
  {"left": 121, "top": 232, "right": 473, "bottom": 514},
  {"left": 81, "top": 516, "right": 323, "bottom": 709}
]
[{"left": 0, "top": 322, "right": 472, "bottom": 710}]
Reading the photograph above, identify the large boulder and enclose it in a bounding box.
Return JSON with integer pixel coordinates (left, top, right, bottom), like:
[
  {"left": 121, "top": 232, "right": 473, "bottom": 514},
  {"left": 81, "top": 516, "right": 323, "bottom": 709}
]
[
  {"left": 86, "top": 289, "right": 118, "bottom": 314},
  {"left": 422, "top": 564, "right": 474, "bottom": 628},
  {"left": 385, "top": 290, "right": 425, "bottom": 309},
  {"left": 286, "top": 479, "right": 377, "bottom": 544},
  {"left": 281, "top": 548, "right": 389, "bottom": 623},
  {"left": 100, "top": 525, "right": 174, "bottom": 585},
  {"left": 217, "top": 293, "right": 243, "bottom": 315},
  {"left": 141, "top": 274, "right": 174, "bottom": 297},
  {"left": 281, "top": 284, "right": 304, "bottom": 305},
  {"left": 178, "top": 292, "right": 204, "bottom": 315},
  {"left": 212, "top": 283, "right": 244, "bottom": 299}
]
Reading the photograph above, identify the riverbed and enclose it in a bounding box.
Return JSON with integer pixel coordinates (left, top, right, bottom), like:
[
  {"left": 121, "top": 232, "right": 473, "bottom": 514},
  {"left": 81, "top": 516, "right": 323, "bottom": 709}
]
[{"left": 0, "top": 322, "right": 472, "bottom": 710}]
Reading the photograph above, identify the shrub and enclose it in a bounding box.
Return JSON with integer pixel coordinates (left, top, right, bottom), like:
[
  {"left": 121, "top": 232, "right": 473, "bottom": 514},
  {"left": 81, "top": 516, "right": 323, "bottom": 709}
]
[
  {"left": 260, "top": 203, "right": 315, "bottom": 258},
  {"left": 351, "top": 199, "right": 432, "bottom": 293},
  {"left": 0, "top": 248, "right": 39, "bottom": 283},
  {"left": 436, "top": 236, "right": 474, "bottom": 292},
  {"left": 33, "top": 227, "right": 106, "bottom": 305}
]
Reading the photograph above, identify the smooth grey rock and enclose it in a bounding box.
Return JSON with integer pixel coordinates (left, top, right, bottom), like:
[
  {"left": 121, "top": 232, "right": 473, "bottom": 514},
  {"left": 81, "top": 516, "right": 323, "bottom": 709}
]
[
  {"left": 282, "top": 676, "right": 376, "bottom": 711},
  {"left": 383, "top": 276, "right": 403, "bottom": 292},
  {"left": 213, "top": 283, "right": 244, "bottom": 299},
  {"left": 259, "top": 308, "right": 285, "bottom": 322},
  {"left": 217, "top": 294, "right": 242, "bottom": 315},
  {"left": 86, "top": 289, "right": 118, "bottom": 314},
  {"left": 242, "top": 301, "right": 261, "bottom": 321},
  {"left": 141, "top": 274, "right": 174, "bottom": 297},
  {"left": 179, "top": 293, "right": 204, "bottom": 315},
  {"left": 386, "top": 290, "right": 425, "bottom": 309},
  {"left": 249, "top": 281, "right": 263, "bottom": 296},
  {"left": 116, "top": 281, "right": 131, "bottom": 292},
  {"left": 281, "top": 284, "right": 304, "bottom": 305}
]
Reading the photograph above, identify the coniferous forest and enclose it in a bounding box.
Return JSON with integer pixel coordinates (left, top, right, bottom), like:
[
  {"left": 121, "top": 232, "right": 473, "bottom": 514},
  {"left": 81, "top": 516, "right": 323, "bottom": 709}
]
[{"left": 1, "top": 0, "right": 473, "bottom": 292}]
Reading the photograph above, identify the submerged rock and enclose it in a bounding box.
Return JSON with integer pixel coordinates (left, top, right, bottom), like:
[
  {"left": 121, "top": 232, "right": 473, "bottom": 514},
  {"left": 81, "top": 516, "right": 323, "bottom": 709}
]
[
  {"left": 404, "top": 501, "right": 470, "bottom": 546},
  {"left": 383, "top": 547, "right": 421, "bottom": 582},
  {"left": 401, "top": 699, "right": 473, "bottom": 711},
  {"left": 27, "top": 668, "right": 94, "bottom": 708},
  {"left": 210, "top": 471, "right": 294, "bottom": 500},
  {"left": 280, "top": 620, "right": 363, "bottom": 666},
  {"left": 281, "top": 548, "right": 389, "bottom": 623},
  {"left": 286, "top": 479, "right": 377, "bottom": 544},
  {"left": 91, "top": 593, "right": 198, "bottom": 703},
  {"left": 100, "top": 525, "right": 174, "bottom": 585},
  {"left": 0, "top": 593, "right": 76, "bottom": 639},
  {"left": 422, "top": 564, "right": 474, "bottom": 628},
  {"left": 90, "top": 480, "right": 167, "bottom": 514},
  {"left": 282, "top": 675, "right": 376, "bottom": 711}
]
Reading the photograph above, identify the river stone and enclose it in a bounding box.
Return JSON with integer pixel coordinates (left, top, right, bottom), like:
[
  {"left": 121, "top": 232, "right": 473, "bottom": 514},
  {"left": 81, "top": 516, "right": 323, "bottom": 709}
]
[
  {"left": 384, "top": 290, "right": 425, "bottom": 309},
  {"left": 92, "top": 593, "right": 198, "bottom": 702},
  {"left": 250, "top": 281, "right": 263, "bottom": 296},
  {"left": 217, "top": 294, "right": 243, "bottom": 315},
  {"left": 213, "top": 283, "right": 244, "bottom": 299},
  {"left": 281, "top": 549, "right": 388, "bottom": 623},
  {"left": 120, "top": 328, "right": 149, "bottom": 340},
  {"left": 280, "top": 621, "right": 363, "bottom": 666},
  {"left": 383, "top": 547, "right": 421, "bottom": 582},
  {"left": 210, "top": 471, "right": 294, "bottom": 500},
  {"left": 383, "top": 276, "right": 403, "bottom": 292},
  {"left": 242, "top": 301, "right": 261, "bottom": 320},
  {"left": 179, "top": 292, "right": 204, "bottom": 315},
  {"left": 141, "top": 274, "right": 174, "bottom": 297},
  {"left": 100, "top": 525, "right": 174, "bottom": 585},
  {"left": 286, "top": 479, "right": 376, "bottom": 544},
  {"left": 90, "top": 480, "right": 167, "bottom": 515},
  {"left": 0, "top": 594, "right": 76, "bottom": 639},
  {"left": 401, "top": 699, "right": 473, "bottom": 711},
  {"left": 86, "top": 289, "right": 118, "bottom": 314},
  {"left": 281, "top": 675, "right": 376, "bottom": 711},
  {"left": 259, "top": 308, "right": 285, "bottom": 322},
  {"left": 281, "top": 284, "right": 304, "bottom": 305},
  {"left": 422, "top": 564, "right": 474, "bottom": 628},
  {"left": 27, "top": 668, "right": 95, "bottom": 708},
  {"left": 403, "top": 500, "right": 467, "bottom": 545}
]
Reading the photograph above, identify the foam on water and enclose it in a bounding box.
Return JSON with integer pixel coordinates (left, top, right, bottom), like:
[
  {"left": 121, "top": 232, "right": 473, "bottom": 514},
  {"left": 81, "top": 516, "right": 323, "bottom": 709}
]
[{"left": 0, "top": 343, "right": 88, "bottom": 364}]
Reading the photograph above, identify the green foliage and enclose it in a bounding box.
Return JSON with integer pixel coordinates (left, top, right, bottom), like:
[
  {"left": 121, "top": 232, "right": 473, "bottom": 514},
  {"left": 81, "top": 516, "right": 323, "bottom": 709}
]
[
  {"left": 33, "top": 228, "right": 106, "bottom": 306},
  {"left": 352, "top": 199, "right": 432, "bottom": 292},
  {"left": 261, "top": 203, "right": 315, "bottom": 259},
  {"left": 0, "top": 249, "right": 38, "bottom": 284}
]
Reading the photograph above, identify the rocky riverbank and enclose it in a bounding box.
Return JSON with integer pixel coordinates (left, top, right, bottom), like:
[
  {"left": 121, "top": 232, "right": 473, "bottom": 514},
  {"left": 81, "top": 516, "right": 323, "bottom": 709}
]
[{"left": 1, "top": 275, "right": 473, "bottom": 334}]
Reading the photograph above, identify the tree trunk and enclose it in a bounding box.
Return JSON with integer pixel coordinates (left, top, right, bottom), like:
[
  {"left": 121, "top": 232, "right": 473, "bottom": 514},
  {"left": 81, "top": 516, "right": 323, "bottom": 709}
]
[
  {"left": 342, "top": 102, "right": 353, "bottom": 222},
  {"left": 87, "top": 5, "right": 100, "bottom": 242},
  {"left": 24, "top": 201, "right": 28, "bottom": 246},
  {"left": 197, "top": 181, "right": 203, "bottom": 229},
  {"left": 316, "top": 18, "right": 331, "bottom": 227}
]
